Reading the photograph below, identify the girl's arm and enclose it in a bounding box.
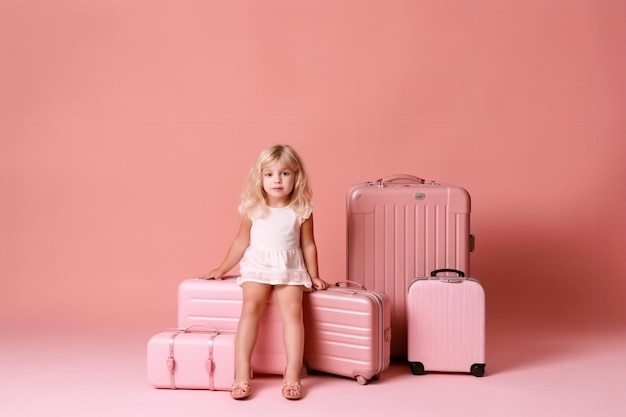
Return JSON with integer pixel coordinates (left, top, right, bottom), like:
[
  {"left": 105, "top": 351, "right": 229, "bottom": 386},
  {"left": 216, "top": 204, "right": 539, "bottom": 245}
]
[
  {"left": 200, "top": 217, "right": 252, "bottom": 279},
  {"left": 300, "top": 214, "right": 328, "bottom": 290}
]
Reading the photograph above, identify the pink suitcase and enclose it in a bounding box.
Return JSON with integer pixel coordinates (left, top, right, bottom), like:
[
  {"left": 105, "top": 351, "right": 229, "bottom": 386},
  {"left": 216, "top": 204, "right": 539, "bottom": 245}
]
[
  {"left": 303, "top": 282, "right": 391, "bottom": 385},
  {"left": 177, "top": 277, "right": 285, "bottom": 375},
  {"left": 146, "top": 324, "right": 235, "bottom": 390},
  {"left": 407, "top": 269, "right": 485, "bottom": 377},
  {"left": 346, "top": 174, "right": 473, "bottom": 358}
]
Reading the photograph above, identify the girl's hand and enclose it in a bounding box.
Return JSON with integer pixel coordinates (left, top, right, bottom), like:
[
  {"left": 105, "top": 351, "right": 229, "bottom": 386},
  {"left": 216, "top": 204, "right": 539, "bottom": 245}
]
[
  {"left": 198, "top": 269, "right": 224, "bottom": 280},
  {"left": 311, "top": 277, "right": 329, "bottom": 290}
]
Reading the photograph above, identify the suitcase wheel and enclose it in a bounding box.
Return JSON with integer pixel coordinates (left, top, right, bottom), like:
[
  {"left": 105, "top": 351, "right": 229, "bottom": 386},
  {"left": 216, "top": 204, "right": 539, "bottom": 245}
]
[
  {"left": 355, "top": 375, "right": 369, "bottom": 385},
  {"left": 409, "top": 362, "right": 425, "bottom": 375},
  {"left": 470, "top": 363, "right": 485, "bottom": 377}
]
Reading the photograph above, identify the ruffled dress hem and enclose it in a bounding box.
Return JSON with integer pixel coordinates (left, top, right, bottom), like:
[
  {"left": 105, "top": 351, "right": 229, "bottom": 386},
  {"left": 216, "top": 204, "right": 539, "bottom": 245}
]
[{"left": 236, "top": 274, "right": 313, "bottom": 288}]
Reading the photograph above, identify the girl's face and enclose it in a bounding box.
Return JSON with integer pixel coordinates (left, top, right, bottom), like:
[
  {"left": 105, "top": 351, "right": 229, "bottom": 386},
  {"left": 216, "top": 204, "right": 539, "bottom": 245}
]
[{"left": 261, "top": 160, "right": 295, "bottom": 207}]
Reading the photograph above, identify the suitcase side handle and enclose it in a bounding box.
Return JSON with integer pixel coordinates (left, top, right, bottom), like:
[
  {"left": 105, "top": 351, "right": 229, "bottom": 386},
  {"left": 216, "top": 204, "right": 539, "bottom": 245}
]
[{"left": 376, "top": 174, "right": 425, "bottom": 186}]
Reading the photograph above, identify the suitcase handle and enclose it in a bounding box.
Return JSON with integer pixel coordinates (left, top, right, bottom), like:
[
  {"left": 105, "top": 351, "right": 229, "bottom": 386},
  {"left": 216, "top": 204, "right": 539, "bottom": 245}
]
[
  {"left": 430, "top": 269, "right": 465, "bottom": 283},
  {"left": 334, "top": 281, "right": 366, "bottom": 290},
  {"left": 376, "top": 174, "right": 425, "bottom": 186},
  {"left": 430, "top": 269, "right": 465, "bottom": 277},
  {"left": 182, "top": 324, "right": 220, "bottom": 334}
]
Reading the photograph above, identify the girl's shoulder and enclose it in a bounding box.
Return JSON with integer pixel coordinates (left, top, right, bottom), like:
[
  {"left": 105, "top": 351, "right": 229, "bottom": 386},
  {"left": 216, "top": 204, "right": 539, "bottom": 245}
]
[{"left": 292, "top": 201, "right": 313, "bottom": 223}]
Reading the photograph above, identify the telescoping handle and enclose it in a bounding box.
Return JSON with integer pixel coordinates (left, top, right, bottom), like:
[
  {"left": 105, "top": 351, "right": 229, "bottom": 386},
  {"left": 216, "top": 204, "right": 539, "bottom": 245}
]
[
  {"left": 375, "top": 174, "right": 425, "bottom": 186},
  {"left": 430, "top": 269, "right": 465, "bottom": 283}
]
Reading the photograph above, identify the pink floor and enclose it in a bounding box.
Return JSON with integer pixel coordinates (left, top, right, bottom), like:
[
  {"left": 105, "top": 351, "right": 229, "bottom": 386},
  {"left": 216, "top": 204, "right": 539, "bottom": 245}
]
[{"left": 1, "top": 321, "right": 623, "bottom": 417}]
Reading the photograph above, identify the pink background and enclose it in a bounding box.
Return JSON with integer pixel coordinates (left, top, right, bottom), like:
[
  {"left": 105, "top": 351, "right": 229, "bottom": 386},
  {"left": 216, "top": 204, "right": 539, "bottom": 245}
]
[{"left": 0, "top": 1, "right": 624, "bottom": 416}]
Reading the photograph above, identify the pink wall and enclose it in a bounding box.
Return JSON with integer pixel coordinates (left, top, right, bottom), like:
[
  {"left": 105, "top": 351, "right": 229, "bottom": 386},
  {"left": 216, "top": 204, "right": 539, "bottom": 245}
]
[{"left": 1, "top": 0, "right": 624, "bottom": 334}]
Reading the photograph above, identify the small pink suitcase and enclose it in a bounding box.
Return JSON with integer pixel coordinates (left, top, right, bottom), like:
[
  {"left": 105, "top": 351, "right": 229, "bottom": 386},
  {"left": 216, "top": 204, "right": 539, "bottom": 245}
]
[
  {"left": 303, "top": 282, "right": 391, "bottom": 385},
  {"left": 347, "top": 174, "right": 473, "bottom": 358},
  {"left": 146, "top": 324, "right": 235, "bottom": 390},
  {"left": 177, "top": 277, "right": 285, "bottom": 375},
  {"left": 407, "top": 269, "right": 485, "bottom": 377}
]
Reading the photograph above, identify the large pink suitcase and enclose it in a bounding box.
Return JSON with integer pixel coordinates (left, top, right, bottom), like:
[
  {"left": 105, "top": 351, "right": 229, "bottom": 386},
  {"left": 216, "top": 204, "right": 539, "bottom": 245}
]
[
  {"left": 346, "top": 174, "right": 473, "bottom": 358},
  {"left": 407, "top": 269, "right": 485, "bottom": 377},
  {"left": 177, "top": 277, "right": 285, "bottom": 375},
  {"left": 303, "top": 282, "right": 391, "bottom": 385},
  {"left": 146, "top": 325, "right": 235, "bottom": 390}
]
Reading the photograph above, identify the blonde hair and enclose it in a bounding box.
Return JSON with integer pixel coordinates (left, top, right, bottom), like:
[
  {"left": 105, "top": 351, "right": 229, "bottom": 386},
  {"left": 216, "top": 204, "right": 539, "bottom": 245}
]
[{"left": 238, "top": 144, "right": 313, "bottom": 220}]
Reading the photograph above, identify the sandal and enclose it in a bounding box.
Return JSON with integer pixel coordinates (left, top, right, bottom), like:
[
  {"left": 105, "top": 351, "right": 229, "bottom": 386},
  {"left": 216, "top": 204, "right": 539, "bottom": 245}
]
[
  {"left": 231, "top": 381, "right": 251, "bottom": 400},
  {"left": 282, "top": 380, "right": 302, "bottom": 400}
]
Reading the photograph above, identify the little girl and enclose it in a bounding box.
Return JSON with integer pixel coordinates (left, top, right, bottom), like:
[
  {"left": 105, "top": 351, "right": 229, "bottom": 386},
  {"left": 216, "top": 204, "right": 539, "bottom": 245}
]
[{"left": 201, "top": 144, "right": 329, "bottom": 400}]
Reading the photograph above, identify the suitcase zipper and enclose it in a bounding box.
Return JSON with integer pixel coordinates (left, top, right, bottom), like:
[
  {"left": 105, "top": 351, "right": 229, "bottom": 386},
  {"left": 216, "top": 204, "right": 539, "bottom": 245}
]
[{"left": 362, "top": 291, "right": 388, "bottom": 376}]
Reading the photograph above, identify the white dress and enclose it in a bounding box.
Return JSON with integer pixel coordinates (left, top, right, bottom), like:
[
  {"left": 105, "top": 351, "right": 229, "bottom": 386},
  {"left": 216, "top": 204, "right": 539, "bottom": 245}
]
[{"left": 237, "top": 206, "right": 313, "bottom": 288}]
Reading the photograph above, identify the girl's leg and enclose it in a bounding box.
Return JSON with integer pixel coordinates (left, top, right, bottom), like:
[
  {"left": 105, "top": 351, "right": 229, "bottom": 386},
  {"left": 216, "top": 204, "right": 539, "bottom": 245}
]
[
  {"left": 274, "top": 285, "right": 305, "bottom": 388},
  {"left": 234, "top": 283, "right": 272, "bottom": 385}
]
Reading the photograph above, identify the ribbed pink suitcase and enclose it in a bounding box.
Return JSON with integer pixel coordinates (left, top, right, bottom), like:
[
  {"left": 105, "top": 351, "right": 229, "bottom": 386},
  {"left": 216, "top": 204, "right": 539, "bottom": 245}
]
[
  {"left": 347, "top": 174, "right": 473, "bottom": 358},
  {"left": 407, "top": 269, "right": 485, "bottom": 377},
  {"left": 177, "top": 277, "right": 285, "bottom": 376},
  {"left": 146, "top": 325, "right": 235, "bottom": 390},
  {"left": 303, "top": 282, "right": 391, "bottom": 385}
]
